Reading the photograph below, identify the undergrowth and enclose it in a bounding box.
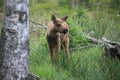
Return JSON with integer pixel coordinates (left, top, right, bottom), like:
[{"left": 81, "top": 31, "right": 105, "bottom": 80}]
[{"left": 29, "top": 1, "right": 120, "bottom": 80}]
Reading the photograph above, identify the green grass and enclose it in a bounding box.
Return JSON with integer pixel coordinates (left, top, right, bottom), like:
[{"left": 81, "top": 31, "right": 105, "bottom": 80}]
[
  {"left": 29, "top": 42, "right": 120, "bottom": 80},
  {"left": 0, "top": 1, "right": 119, "bottom": 80},
  {"left": 29, "top": 1, "right": 120, "bottom": 80}
]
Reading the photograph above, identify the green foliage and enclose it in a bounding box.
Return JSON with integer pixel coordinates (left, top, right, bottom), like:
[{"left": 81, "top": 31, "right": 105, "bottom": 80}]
[
  {"left": 68, "top": 17, "right": 89, "bottom": 47},
  {"left": 110, "top": 0, "right": 120, "bottom": 10},
  {"left": 58, "top": 0, "right": 70, "bottom": 6},
  {"left": 30, "top": 2, "right": 57, "bottom": 13},
  {"left": 29, "top": 0, "right": 120, "bottom": 80},
  {"left": 30, "top": 42, "right": 120, "bottom": 80}
]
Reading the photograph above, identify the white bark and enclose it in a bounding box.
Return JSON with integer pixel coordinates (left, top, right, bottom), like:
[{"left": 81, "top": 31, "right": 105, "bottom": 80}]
[{"left": 0, "top": 0, "right": 29, "bottom": 80}]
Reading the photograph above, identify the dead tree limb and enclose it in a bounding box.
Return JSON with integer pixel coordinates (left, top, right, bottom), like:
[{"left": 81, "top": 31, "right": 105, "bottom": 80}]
[
  {"left": 87, "top": 36, "right": 103, "bottom": 44},
  {"left": 70, "top": 44, "right": 99, "bottom": 51},
  {"left": 25, "top": 73, "right": 40, "bottom": 80},
  {"left": 102, "top": 37, "right": 120, "bottom": 59},
  {"left": 29, "top": 19, "right": 47, "bottom": 29},
  {"left": 86, "top": 36, "right": 120, "bottom": 59}
]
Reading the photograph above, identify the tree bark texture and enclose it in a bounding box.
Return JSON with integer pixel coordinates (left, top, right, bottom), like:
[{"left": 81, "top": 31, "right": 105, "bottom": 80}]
[{"left": 0, "top": 0, "right": 29, "bottom": 80}]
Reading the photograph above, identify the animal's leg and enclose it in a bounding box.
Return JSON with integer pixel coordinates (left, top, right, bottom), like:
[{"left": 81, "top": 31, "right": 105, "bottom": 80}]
[
  {"left": 63, "top": 38, "right": 70, "bottom": 63},
  {"left": 47, "top": 44, "right": 54, "bottom": 63},
  {"left": 54, "top": 38, "right": 61, "bottom": 62}
]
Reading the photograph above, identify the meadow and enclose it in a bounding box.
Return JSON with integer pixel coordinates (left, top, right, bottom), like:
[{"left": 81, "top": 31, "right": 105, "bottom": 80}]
[{"left": 29, "top": 0, "right": 120, "bottom": 80}]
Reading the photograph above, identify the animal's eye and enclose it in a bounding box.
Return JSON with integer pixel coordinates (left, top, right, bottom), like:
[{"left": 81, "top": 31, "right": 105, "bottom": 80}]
[{"left": 56, "top": 24, "right": 61, "bottom": 27}]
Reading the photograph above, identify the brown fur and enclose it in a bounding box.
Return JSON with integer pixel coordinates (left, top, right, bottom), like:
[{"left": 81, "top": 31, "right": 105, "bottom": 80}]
[{"left": 46, "top": 15, "right": 70, "bottom": 63}]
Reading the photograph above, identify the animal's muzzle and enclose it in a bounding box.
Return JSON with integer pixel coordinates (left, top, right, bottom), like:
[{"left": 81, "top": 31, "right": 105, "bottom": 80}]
[{"left": 63, "top": 29, "right": 68, "bottom": 34}]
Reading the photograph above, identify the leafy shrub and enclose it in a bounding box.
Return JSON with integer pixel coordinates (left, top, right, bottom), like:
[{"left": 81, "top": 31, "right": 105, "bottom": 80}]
[
  {"left": 29, "top": 1, "right": 120, "bottom": 80},
  {"left": 67, "top": 8, "right": 90, "bottom": 47}
]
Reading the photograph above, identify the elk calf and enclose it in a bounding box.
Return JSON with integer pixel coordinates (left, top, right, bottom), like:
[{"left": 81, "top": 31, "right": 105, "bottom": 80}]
[{"left": 46, "top": 15, "right": 70, "bottom": 63}]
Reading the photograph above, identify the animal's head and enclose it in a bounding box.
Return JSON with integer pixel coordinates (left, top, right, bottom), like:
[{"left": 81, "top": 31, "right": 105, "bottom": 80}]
[{"left": 51, "top": 15, "right": 69, "bottom": 34}]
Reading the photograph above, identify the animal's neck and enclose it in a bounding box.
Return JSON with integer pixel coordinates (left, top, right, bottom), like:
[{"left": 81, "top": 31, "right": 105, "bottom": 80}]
[{"left": 48, "top": 28, "right": 58, "bottom": 37}]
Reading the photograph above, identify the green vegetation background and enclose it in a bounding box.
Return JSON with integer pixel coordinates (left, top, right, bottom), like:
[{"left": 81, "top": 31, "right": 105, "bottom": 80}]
[
  {"left": 29, "top": 0, "right": 120, "bottom": 80},
  {"left": 0, "top": 0, "right": 120, "bottom": 80}
]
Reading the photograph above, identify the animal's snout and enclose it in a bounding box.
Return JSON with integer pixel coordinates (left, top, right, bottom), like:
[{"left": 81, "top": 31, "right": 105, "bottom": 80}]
[{"left": 63, "top": 29, "right": 68, "bottom": 34}]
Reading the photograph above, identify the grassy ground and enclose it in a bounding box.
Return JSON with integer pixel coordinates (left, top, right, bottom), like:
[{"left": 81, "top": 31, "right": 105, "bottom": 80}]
[
  {"left": 0, "top": 1, "right": 119, "bottom": 80},
  {"left": 29, "top": 41, "right": 120, "bottom": 80},
  {"left": 29, "top": 1, "right": 120, "bottom": 80}
]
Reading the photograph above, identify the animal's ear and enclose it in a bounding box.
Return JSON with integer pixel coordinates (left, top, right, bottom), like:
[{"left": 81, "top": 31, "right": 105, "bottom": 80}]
[
  {"left": 51, "top": 15, "right": 56, "bottom": 21},
  {"left": 61, "top": 15, "right": 68, "bottom": 21},
  {"left": 51, "top": 15, "right": 57, "bottom": 24}
]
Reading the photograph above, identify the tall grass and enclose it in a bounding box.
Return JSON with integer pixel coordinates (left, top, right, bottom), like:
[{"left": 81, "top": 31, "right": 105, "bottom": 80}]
[
  {"left": 30, "top": 41, "right": 120, "bottom": 80},
  {"left": 29, "top": 1, "right": 120, "bottom": 80}
]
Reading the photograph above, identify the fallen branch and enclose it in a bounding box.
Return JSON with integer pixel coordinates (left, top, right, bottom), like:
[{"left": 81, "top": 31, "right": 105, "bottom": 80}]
[
  {"left": 70, "top": 44, "right": 101, "bottom": 51},
  {"left": 86, "top": 36, "right": 120, "bottom": 59},
  {"left": 25, "top": 73, "right": 40, "bottom": 80},
  {"left": 29, "top": 19, "right": 47, "bottom": 29},
  {"left": 87, "top": 36, "right": 103, "bottom": 44},
  {"left": 102, "top": 37, "right": 120, "bottom": 45}
]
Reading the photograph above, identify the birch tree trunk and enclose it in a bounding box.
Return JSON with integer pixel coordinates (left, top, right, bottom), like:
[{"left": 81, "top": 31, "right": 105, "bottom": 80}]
[{"left": 0, "top": 0, "right": 29, "bottom": 80}]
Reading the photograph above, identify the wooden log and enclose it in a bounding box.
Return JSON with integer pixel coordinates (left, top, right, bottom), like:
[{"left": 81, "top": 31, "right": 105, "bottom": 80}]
[
  {"left": 29, "top": 19, "right": 47, "bottom": 29},
  {"left": 86, "top": 36, "right": 120, "bottom": 59},
  {"left": 102, "top": 37, "right": 120, "bottom": 59},
  {"left": 25, "top": 73, "right": 40, "bottom": 80},
  {"left": 87, "top": 36, "right": 103, "bottom": 44}
]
